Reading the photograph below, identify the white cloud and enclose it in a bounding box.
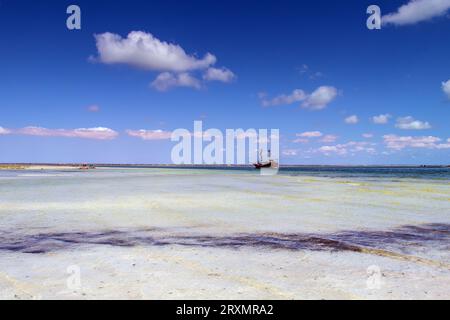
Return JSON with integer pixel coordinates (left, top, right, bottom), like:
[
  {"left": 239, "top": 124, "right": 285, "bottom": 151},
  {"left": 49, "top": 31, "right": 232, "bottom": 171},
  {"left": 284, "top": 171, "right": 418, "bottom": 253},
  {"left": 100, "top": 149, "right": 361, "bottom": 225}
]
[
  {"left": 320, "top": 134, "right": 338, "bottom": 143},
  {"left": 372, "top": 114, "right": 391, "bottom": 124},
  {"left": 260, "top": 89, "right": 306, "bottom": 107},
  {"left": 316, "top": 141, "right": 376, "bottom": 156},
  {"left": 442, "top": 79, "right": 450, "bottom": 99},
  {"left": 260, "top": 86, "right": 338, "bottom": 110},
  {"left": 298, "top": 64, "right": 323, "bottom": 79},
  {"left": 0, "top": 126, "right": 11, "bottom": 135},
  {"left": 282, "top": 149, "right": 298, "bottom": 156},
  {"left": 309, "top": 72, "right": 324, "bottom": 80},
  {"left": 345, "top": 141, "right": 377, "bottom": 153},
  {"left": 126, "top": 129, "right": 172, "bottom": 140},
  {"left": 127, "top": 129, "right": 219, "bottom": 141},
  {"left": 301, "top": 86, "right": 338, "bottom": 110},
  {"left": 293, "top": 138, "right": 309, "bottom": 144},
  {"left": 151, "top": 72, "right": 201, "bottom": 91},
  {"left": 362, "top": 133, "right": 374, "bottom": 138},
  {"left": 318, "top": 145, "right": 347, "bottom": 156},
  {"left": 93, "top": 31, "right": 216, "bottom": 72},
  {"left": 383, "top": 134, "right": 450, "bottom": 150},
  {"left": 16, "top": 126, "right": 118, "bottom": 140},
  {"left": 395, "top": 116, "right": 431, "bottom": 130},
  {"left": 92, "top": 31, "right": 235, "bottom": 91},
  {"left": 297, "top": 131, "right": 323, "bottom": 138},
  {"left": 203, "top": 67, "right": 235, "bottom": 83},
  {"left": 382, "top": 0, "right": 450, "bottom": 26},
  {"left": 345, "top": 115, "right": 359, "bottom": 124},
  {"left": 294, "top": 131, "right": 326, "bottom": 143},
  {"left": 294, "top": 132, "right": 338, "bottom": 144}
]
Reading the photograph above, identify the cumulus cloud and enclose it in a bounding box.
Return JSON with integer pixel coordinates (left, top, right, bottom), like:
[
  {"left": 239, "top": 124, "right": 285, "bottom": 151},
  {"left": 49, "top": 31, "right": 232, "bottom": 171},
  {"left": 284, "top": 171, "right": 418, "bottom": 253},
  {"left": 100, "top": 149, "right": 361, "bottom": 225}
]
[
  {"left": 362, "top": 133, "right": 374, "bottom": 138},
  {"left": 15, "top": 126, "right": 118, "bottom": 140},
  {"left": 301, "top": 86, "right": 338, "bottom": 110},
  {"left": 203, "top": 67, "right": 235, "bottom": 83},
  {"left": 442, "top": 79, "right": 450, "bottom": 99},
  {"left": 260, "top": 89, "right": 306, "bottom": 107},
  {"left": 151, "top": 72, "right": 201, "bottom": 91},
  {"left": 93, "top": 31, "right": 216, "bottom": 72},
  {"left": 92, "top": 31, "right": 235, "bottom": 91},
  {"left": 383, "top": 134, "right": 450, "bottom": 150},
  {"left": 382, "top": 0, "right": 450, "bottom": 26},
  {"left": 395, "top": 116, "right": 431, "bottom": 130},
  {"left": 372, "top": 114, "right": 391, "bottom": 124},
  {"left": 345, "top": 115, "right": 359, "bottom": 124},
  {"left": 126, "top": 129, "right": 172, "bottom": 140}
]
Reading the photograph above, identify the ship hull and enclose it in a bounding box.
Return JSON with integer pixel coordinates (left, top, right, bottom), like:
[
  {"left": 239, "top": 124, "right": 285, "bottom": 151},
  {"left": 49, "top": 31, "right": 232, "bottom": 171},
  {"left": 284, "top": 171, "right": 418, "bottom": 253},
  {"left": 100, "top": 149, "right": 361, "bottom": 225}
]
[{"left": 253, "top": 162, "right": 274, "bottom": 169}]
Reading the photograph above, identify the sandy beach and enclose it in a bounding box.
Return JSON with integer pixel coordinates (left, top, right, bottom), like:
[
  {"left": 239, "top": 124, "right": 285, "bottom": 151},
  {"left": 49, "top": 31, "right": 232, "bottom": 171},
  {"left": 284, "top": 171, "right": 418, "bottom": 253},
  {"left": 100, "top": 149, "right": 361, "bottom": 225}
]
[{"left": 0, "top": 167, "right": 449, "bottom": 299}]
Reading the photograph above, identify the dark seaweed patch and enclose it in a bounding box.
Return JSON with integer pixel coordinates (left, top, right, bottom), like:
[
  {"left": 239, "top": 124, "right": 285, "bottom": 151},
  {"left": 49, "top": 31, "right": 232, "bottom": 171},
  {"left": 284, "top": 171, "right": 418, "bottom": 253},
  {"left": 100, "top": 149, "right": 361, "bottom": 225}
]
[{"left": 0, "top": 223, "right": 448, "bottom": 256}]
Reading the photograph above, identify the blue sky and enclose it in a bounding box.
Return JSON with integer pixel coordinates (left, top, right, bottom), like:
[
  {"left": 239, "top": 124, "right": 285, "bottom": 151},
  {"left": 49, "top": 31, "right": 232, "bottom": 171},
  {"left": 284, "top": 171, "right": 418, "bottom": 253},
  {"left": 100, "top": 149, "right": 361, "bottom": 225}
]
[{"left": 0, "top": 0, "right": 449, "bottom": 164}]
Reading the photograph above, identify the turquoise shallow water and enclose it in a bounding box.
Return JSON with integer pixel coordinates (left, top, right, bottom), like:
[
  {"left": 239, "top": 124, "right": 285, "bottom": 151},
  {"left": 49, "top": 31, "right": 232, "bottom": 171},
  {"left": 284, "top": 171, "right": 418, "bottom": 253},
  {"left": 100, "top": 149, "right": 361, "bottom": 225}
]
[
  {"left": 280, "top": 166, "right": 450, "bottom": 180},
  {"left": 1, "top": 165, "right": 450, "bottom": 179},
  {"left": 0, "top": 167, "right": 449, "bottom": 255},
  {"left": 98, "top": 165, "right": 450, "bottom": 179}
]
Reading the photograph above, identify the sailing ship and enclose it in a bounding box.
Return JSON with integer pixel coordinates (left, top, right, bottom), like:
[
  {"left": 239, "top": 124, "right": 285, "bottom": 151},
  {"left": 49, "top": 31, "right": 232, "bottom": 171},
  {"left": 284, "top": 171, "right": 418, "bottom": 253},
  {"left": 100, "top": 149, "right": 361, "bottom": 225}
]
[
  {"left": 79, "top": 163, "right": 96, "bottom": 170},
  {"left": 253, "top": 149, "right": 278, "bottom": 169}
]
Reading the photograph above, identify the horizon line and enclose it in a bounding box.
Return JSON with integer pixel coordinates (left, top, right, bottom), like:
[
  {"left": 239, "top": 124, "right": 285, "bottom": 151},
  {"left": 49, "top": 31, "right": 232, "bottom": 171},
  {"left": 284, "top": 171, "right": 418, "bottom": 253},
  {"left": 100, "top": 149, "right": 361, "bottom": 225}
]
[{"left": 1, "top": 163, "right": 449, "bottom": 168}]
